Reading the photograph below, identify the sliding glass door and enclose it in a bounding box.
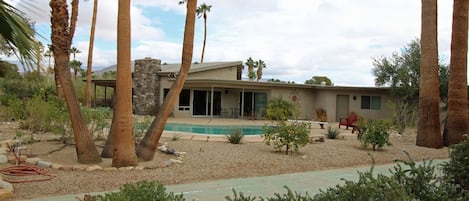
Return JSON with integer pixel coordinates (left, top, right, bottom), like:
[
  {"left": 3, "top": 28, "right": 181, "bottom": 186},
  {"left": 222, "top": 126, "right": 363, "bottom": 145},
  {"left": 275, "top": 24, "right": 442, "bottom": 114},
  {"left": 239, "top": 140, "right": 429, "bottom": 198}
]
[{"left": 193, "top": 90, "right": 221, "bottom": 116}]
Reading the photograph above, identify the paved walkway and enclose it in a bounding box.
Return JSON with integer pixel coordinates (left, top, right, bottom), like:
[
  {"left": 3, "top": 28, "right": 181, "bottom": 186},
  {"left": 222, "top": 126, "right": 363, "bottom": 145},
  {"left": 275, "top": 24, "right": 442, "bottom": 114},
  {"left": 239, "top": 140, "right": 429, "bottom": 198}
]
[{"left": 20, "top": 159, "right": 447, "bottom": 201}]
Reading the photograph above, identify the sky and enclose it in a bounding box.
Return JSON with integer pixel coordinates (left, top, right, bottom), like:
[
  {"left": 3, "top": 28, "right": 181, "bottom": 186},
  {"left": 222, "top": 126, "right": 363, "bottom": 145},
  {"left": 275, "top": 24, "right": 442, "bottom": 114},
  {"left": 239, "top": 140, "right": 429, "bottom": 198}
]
[{"left": 9, "top": 0, "right": 456, "bottom": 86}]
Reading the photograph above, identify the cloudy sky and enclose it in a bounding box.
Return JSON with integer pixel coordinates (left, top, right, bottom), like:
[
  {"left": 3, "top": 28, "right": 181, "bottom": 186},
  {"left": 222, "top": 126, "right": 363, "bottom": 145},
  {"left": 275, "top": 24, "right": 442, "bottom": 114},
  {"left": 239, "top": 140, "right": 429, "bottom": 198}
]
[{"left": 12, "top": 0, "right": 455, "bottom": 86}]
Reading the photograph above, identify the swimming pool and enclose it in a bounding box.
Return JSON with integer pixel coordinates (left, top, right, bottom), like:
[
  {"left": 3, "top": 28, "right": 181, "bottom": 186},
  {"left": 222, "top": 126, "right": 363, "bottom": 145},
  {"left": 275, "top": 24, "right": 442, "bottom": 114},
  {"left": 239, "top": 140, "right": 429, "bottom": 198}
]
[{"left": 163, "top": 123, "right": 265, "bottom": 135}]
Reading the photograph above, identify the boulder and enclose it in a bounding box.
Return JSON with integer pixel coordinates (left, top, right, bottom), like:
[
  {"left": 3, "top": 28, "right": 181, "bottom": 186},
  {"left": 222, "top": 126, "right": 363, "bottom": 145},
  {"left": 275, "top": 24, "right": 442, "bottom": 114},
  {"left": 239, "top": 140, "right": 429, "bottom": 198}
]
[{"left": 0, "top": 155, "right": 7, "bottom": 164}]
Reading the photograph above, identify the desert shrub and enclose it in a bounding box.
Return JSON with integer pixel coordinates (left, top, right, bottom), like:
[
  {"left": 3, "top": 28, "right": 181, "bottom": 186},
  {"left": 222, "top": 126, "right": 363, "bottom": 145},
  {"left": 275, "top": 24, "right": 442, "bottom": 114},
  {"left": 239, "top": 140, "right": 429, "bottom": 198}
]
[
  {"left": 264, "top": 97, "right": 298, "bottom": 120},
  {"left": 315, "top": 108, "right": 327, "bottom": 122},
  {"left": 226, "top": 128, "right": 245, "bottom": 144},
  {"left": 171, "top": 134, "right": 181, "bottom": 141},
  {"left": 263, "top": 121, "right": 310, "bottom": 155},
  {"left": 442, "top": 136, "right": 469, "bottom": 192},
  {"left": 225, "top": 189, "right": 257, "bottom": 201},
  {"left": 82, "top": 107, "right": 112, "bottom": 139},
  {"left": 90, "top": 180, "right": 185, "bottom": 201},
  {"left": 325, "top": 126, "right": 340, "bottom": 139},
  {"left": 20, "top": 95, "right": 70, "bottom": 134},
  {"left": 358, "top": 119, "right": 392, "bottom": 151},
  {"left": 134, "top": 116, "right": 152, "bottom": 139}
]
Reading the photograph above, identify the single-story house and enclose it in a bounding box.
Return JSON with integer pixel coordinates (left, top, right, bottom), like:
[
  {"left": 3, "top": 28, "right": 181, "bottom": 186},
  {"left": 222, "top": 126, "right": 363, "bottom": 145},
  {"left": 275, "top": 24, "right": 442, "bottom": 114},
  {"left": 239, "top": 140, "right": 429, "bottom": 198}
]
[{"left": 91, "top": 57, "right": 393, "bottom": 122}]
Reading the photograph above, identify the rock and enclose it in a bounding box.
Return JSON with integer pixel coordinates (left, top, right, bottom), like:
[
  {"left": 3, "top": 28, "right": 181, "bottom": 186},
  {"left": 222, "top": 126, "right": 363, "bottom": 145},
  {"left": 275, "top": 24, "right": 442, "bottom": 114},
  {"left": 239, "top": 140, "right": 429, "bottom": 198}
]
[
  {"left": 25, "top": 157, "right": 41, "bottom": 165},
  {"left": 158, "top": 145, "right": 168, "bottom": 152},
  {"left": 118, "top": 166, "right": 134, "bottom": 171},
  {"left": 175, "top": 151, "right": 187, "bottom": 156},
  {"left": 61, "top": 165, "right": 73, "bottom": 171},
  {"left": 0, "top": 189, "right": 13, "bottom": 200},
  {"left": 85, "top": 165, "right": 102, "bottom": 172},
  {"left": 170, "top": 159, "right": 183, "bottom": 164},
  {"left": 135, "top": 166, "right": 145, "bottom": 170},
  {"left": 0, "top": 180, "right": 13, "bottom": 191},
  {"left": 37, "top": 160, "right": 53, "bottom": 168},
  {"left": 164, "top": 148, "right": 176, "bottom": 155},
  {"left": 51, "top": 164, "right": 64, "bottom": 170},
  {"left": 103, "top": 167, "right": 118, "bottom": 171},
  {"left": 72, "top": 165, "right": 87, "bottom": 171},
  {"left": 0, "top": 140, "right": 20, "bottom": 148},
  {"left": 0, "top": 155, "right": 7, "bottom": 164}
]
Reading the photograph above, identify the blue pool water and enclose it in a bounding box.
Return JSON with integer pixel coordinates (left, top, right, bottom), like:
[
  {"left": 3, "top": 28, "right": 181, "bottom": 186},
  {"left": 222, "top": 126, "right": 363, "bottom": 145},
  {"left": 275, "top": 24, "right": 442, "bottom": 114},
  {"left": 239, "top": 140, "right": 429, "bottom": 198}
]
[{"left": 163, "top": 123, "right": 265, "bottom": 135}]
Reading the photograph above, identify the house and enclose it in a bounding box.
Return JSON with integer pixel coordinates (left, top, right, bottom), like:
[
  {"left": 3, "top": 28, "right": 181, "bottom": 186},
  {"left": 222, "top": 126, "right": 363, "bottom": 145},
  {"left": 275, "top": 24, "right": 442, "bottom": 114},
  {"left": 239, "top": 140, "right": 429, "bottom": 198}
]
[{"left": 91, "top": 57, "right": 393, "bottom": 122}]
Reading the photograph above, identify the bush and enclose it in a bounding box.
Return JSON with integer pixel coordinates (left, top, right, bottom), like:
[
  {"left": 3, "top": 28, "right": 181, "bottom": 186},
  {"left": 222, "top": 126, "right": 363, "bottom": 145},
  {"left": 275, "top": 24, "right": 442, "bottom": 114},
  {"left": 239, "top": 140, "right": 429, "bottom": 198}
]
[
  {"left": 442, "top": 136, "right": 469, "bottom": 192},
  {"left": 358, "top": 119, "right": 392, "bottom": 151},
  {"left": 325, "top": 126, "right": 340, "bottom": 139},
  {"left": 226, "top": 129, "right": 245, "bottom": 144},
  {"left": 263, "top": 121, "right": 310, "bottom": 155},
  {"left": 264, "top": 97, "right": 298, "bottom": 120},
  {"left": 82, "top": 107, "right": 112, "bottom": 140},
  {"left": 90, "top": 180, "right": 185, "bottom": 201}
]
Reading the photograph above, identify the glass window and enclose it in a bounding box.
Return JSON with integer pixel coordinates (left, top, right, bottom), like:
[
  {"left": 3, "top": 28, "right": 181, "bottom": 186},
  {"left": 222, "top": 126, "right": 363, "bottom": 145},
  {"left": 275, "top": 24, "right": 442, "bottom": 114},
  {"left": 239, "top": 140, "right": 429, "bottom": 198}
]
[
  {"left": 179, "top": 89, "right": 190, "bottom": 106},
  {"left": 361, "top": 96, "right": 381, "bottom": 110}
]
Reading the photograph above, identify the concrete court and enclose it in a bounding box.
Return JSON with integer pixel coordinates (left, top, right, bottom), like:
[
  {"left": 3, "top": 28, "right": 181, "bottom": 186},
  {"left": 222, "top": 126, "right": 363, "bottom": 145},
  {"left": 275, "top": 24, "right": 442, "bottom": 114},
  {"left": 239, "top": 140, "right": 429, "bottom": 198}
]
[{"left": 20, "top": 159, "right": 447, "bottom": 201}]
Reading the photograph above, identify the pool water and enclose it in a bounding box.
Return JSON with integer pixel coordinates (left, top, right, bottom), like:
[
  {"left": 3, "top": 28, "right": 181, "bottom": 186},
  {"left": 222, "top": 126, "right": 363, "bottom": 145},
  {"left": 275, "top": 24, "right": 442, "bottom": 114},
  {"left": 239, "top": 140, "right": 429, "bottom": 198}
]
[{"left": 163, "top": 123, "right": 265, "bottom": 135}]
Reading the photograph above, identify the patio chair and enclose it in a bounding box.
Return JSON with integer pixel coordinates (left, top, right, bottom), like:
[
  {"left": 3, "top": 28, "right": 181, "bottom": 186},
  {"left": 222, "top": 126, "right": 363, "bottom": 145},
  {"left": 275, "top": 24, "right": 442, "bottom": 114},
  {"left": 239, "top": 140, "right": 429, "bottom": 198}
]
[{"left": 339, "top": 112, "right": 358, "bottom": 132}]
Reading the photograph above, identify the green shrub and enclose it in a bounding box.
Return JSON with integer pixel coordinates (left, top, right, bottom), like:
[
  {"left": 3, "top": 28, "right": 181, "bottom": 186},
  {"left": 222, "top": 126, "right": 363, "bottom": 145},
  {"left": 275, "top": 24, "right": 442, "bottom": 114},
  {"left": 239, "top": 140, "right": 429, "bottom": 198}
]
[
  {"left": 90, "top": 180, "right": 185, "bottom": 201},
  {"left": 226, "top": 129, "right": 245, "bottom": 144},
  {"left": 325, "top": 126, "right": 340, "bottom": 139},
  {"left": 263, "top": 121, "right": 310, "bottom": 155},
  {"left": 225, "top": 189, "right": 257, "bottom": 201},
  {"left": 264, "top": 97, "right": 298, "bottom": 120},
  {"left": 82, "top": 107, "right": 112, "bottom": 139},
  {"left": 442, "top": 136, "right": 469, "bottom": 192},
  {"left": 358, "top": 119, "right": 392, "bottom": 151},
  {"left": 171, "top": 134, "right": 181, "bottom": 141},
  {"left": 134, "top": 117, "right": 152, "bottom": 139}
]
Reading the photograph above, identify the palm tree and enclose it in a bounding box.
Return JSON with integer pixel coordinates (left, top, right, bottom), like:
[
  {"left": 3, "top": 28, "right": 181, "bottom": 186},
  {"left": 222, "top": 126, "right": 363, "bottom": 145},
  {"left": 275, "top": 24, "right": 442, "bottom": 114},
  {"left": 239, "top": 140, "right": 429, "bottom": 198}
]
[
  {"left": 445, "top": 0, "right": 469, "bottom": 146},
  {"left": 0, "top": 0, "right": 37, "bottom": 67},
  {"left": 70, "top": 59, "right": 82, "bottom": 80},
  {"left": 256, "top": 59, "right": 266, "bottom": 82},
  {"left": 245, "top": 57, "right": 256, "bottom": 81},
  {"left": 50, "top": 0, "right": 102, "bottom": 164},
  {"left": 416, "top": 0, "right": 442, "bottom": 148},
  {"left": 137, "top": 0, "right": 198, "bottom": 161},
  {"left": 70, "top": 46, "right": 81, "bottom": 60},
  {"left": 70, "top": 46, "right": 81, "bottom": 80},
  {"left": 85, "top": 0, "right": 98, "bottom": 107},
  {"left": 196, "top": 3, "right": 211, "bottom": 63},
  {"left": 44, "top": 44, "right": 52, "bottom": 69},
  {"left": 111, "top": 0, "right": 138, "bottom": 167}
]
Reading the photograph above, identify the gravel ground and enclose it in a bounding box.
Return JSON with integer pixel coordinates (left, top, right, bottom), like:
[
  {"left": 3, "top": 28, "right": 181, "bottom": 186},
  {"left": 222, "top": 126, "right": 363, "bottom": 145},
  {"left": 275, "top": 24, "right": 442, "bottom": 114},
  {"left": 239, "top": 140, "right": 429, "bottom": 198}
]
[{"left": 0, "top": 122, "right": 449, "bottom": 200}]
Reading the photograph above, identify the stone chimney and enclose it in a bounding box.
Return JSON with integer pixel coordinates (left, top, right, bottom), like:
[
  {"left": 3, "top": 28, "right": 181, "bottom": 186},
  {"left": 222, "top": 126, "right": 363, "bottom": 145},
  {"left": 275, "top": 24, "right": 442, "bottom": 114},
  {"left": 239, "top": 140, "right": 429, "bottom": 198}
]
[{"left": 133, "top": 57, "right": 162, "bottom": 115}]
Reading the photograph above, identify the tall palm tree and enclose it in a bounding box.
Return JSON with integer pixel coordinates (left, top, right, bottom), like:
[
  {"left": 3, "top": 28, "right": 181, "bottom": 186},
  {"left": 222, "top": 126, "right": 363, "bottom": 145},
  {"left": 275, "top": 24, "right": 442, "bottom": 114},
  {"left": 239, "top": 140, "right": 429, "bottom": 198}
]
[
  {"left": 196, "top": 3, "right": 211, "bottom": 63},
  {"left": 245, "top": 57, "right": 256, "bottom": 81},
  {"left": 256, "top": 59, "right": 266, "bottom": 82},
  {"left": 445, "top": 0, "right": 469, "bottom": 146},
  {"left": 85, "top": 0, "right": 98, "bottom": 107},
  {"left": 50, "top": 0, "right": 102, "bottom": 164},
  {"left": 70, "top": 46, "right": 81, "bottom": 80},
  {"left": 111, "top": 0, "right": 138, "bottom": 168},
  {"left": 137, "top": 0, "right": 198, "bottom": 161},
  {"left": 416, "top": 0, "right": 442, "bottom": 148},
  {"left": 0, "top": 0, "right": 37, "bottom": 67}
]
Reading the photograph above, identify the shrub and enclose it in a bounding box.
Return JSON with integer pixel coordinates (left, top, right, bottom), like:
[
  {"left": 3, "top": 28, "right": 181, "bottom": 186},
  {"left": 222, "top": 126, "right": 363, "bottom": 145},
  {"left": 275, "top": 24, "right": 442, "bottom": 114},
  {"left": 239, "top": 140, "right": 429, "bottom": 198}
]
[
  {"left": 264, "top": 97, "right": 298, "bottom": 120},
  {"left": 263, "top": 121, "right": 310, "bottom": 155},
  {"left": 226, "top": 128, "right": 244, "bottom": 144},
  {"left": 315, "top": 108, "right": 327, "bottom": 122},
  {"left": 90, "top": 180, "right": 185, "bottom": 201},
  {"left": 171, "top": 134, "right": 181, "bottom": 141},
  {"left": 358, "top": 119, "right": 392, "bottom": 151},
  {"left": 325, "top": 126, "right": 340, "bottom": 139},
  {"left": 82, "top": 107, "right": 112, "bottom": 140},
  {"left": 134, "top": 116, "right": 152, "bottom": 140},
  {"left": 225, "top": 188, "right": 257, "bottom": 201},
  {"left": 442, "top": 136, "right": 469, "bottom": 192}
]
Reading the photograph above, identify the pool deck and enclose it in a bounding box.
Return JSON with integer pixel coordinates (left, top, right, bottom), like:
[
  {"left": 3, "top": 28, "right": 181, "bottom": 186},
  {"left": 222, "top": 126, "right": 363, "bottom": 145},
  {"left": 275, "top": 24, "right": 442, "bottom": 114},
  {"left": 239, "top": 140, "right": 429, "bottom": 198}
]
[{"left": 161, "top": 117, "right": 352, "bottom": 143}]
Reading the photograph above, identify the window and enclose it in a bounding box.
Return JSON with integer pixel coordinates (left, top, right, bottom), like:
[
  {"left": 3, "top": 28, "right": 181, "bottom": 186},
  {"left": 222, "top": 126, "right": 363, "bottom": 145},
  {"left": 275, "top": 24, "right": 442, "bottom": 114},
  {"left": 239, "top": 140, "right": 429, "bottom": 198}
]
[
  {"left": 361, "top": 96, "right": 381, "bottom": 110},
  {"left": 178, "top": 89, "right": 190, "bottom": 111}
]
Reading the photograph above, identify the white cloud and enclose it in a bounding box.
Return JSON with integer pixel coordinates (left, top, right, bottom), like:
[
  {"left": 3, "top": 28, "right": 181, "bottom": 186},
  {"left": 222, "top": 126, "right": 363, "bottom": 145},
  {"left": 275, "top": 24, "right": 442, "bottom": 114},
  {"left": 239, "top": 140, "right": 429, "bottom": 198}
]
[{"left": 12, "top": 0, "right": 456, "bottom": 86}]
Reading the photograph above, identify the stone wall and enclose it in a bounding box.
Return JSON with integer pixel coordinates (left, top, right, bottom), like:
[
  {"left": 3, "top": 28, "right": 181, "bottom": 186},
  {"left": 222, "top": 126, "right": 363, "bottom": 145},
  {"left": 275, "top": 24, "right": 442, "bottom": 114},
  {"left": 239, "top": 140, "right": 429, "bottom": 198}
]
[{"left": 133, "top": 57, "right": 161, "bottom": 115}]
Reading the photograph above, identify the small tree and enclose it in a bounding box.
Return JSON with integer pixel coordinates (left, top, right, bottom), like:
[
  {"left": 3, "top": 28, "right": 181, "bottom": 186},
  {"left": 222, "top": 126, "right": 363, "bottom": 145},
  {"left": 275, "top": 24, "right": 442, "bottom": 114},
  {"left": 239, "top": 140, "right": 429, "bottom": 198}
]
[
  {"left": 358, "top": 120, "right": 392, "bottom": 151},
  {"left": 262, "top": 121, "right": 310, "bottom": 155},
  {"left": 264, "top": 97, "right": 298, "bottom": 120}
]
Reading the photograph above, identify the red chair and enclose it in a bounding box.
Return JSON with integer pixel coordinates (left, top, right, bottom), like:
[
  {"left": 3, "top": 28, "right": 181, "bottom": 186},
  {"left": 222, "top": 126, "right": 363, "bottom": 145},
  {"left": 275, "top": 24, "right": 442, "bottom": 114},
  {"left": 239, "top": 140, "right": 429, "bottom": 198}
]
[{"left": 339, "top": 112, "right": 358, "bottom": 132}]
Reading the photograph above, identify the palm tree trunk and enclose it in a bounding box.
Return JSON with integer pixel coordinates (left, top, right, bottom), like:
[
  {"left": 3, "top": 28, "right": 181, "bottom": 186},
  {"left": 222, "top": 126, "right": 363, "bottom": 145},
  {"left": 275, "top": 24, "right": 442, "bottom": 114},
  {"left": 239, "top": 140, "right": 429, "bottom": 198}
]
[
  {"left": 85, "top": 0, "right": 98, "bottom": 108},
  {"left": 112, "top": 0, "right": 138, "bottom": 168},
  {"left": 137, "top": 0, "right": 197, "bottom": 161},
  {"left": 200, "top": 15, "right": 207, "bottom": 63},
  {"left": 446, "top": 0, "right": 469, "bottom": 145},
  {"left": 50, "top": 0, "right": 102, "bottom": 164},
  {"left": 416, "top": 0, "right": 442, "bottom": 148}
]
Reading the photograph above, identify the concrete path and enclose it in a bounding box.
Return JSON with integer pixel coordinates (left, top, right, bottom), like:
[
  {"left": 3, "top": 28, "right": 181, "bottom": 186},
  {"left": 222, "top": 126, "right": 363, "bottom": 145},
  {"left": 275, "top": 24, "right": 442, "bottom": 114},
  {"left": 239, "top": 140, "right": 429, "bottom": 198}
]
[{"left": 19, "top": 159, "right": 447, "bottom": 201}]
